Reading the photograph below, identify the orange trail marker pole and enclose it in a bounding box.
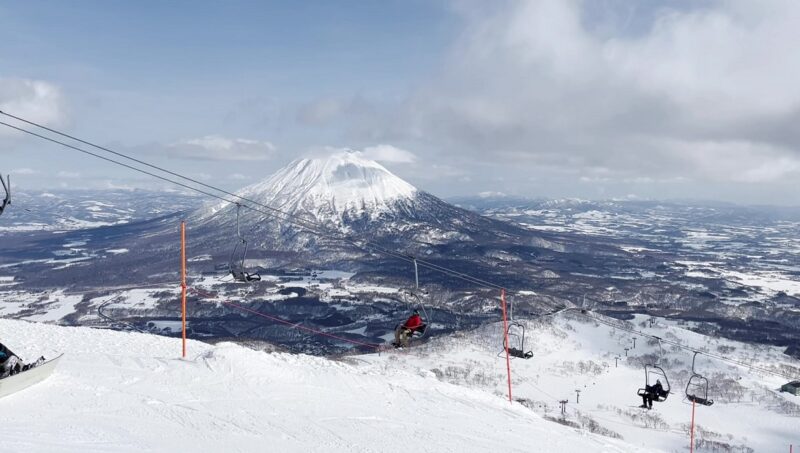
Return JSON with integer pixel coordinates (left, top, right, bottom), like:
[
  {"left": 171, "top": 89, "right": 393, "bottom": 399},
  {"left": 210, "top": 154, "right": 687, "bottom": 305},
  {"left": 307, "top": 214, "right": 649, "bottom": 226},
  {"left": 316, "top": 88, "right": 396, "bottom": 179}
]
[
  {"left": 690, "top": 400, "right": 696, "bottom": 453},
  {"left": 181, "top": 221, "right": 187, "bottom": 358},
  {"left": 501, "top": 288, "right": 512, "bottom": 403}
]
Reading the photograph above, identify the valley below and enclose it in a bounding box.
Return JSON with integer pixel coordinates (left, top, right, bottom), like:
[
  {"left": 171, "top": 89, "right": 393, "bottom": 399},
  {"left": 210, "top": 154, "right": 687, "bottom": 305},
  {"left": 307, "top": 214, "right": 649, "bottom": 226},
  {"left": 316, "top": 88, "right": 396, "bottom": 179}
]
[{"left": 1, "top": 187, "right": 798, "bottom": 359}]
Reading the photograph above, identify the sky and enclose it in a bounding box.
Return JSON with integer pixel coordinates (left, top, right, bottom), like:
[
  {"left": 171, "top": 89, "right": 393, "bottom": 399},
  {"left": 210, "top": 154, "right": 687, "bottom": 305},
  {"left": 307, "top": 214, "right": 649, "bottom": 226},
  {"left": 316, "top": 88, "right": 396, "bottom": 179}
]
[{"left": 1, "top": 0, "right": 799, "bottom": 205}]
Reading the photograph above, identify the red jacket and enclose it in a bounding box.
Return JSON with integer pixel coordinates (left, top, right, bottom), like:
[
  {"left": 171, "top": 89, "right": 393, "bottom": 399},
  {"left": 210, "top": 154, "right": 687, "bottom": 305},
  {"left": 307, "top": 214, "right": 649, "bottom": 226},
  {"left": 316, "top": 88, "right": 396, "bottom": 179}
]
[{"left": 403, "top": 314, "right": 423, "bottom": 330}]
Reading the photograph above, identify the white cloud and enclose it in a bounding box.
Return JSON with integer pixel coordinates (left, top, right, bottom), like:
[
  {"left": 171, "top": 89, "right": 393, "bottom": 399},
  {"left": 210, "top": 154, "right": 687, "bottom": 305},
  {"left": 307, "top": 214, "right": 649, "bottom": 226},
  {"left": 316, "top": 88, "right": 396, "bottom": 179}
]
[
  {"left": 10, "top": 168, "right": 38, "bottom": 175},
  {"left": 297, "top": 98, "right": 343, "bottom": 125},
  {"left": 361, "top": 144, "right": 417, "bottom": 163},
  {"left": 0, "top": 78, "right": 65, "bottom": 136},
  {"left": 167, "top": 135, "right": 276, "bottom": 161},
  {"left": 603, "top": 1, "right": 800, "bottom": 123},
  {"left": 362, "top": 0, "right": 800, "bottom": 202},
  {"left": 101, "top": 180, "right": 139, "bottom": 191},
  {"left": 656, "top": 138, "right": 800, "bottom": 183},
  {"left": 229, "top": 173, "right": 248, "bottom": 180},
  {"left": 478, "top": 191, "right": 507, "bottom": 198},
  {"left": 579, "top": 176, "right": 611, "bottom": 183},
  {"left": 56, "top": 171, "right": 81, "bottom": 179},
  {"left": 306, "top": 145, "right": 417, "bottom": 166}
]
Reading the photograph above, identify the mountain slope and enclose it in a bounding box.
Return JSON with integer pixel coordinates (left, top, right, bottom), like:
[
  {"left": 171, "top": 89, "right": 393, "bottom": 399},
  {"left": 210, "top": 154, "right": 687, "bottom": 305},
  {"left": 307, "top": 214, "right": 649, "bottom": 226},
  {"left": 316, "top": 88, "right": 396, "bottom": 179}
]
[
  {"left": 360, "top": 311, "right": 800, "bottom": 452},
  {"left": 0, "top": 318, "right": 644, "bottom": 452},
  {"left": 0, "top": 155, "right": 642, "bottom": 332},
  {"left": 203, "top": 152, "right": 418, "bottom": 222},
  {"left": 190, "top": 151, "right": 525, "bottom": 249}
]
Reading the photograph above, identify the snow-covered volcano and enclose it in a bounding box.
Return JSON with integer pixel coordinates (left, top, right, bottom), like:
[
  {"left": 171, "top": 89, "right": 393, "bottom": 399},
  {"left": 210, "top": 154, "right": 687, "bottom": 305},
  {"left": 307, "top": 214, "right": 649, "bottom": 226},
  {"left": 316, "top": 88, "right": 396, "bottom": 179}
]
[
  {"left": 201, "top": 152, "right": 421, "bottom": 225},
  {"left": 239, "top": 152, "right": 417, "bottom": 220},
  {"left": 191, "top": 152, "right": 521, "bottom": 254}
]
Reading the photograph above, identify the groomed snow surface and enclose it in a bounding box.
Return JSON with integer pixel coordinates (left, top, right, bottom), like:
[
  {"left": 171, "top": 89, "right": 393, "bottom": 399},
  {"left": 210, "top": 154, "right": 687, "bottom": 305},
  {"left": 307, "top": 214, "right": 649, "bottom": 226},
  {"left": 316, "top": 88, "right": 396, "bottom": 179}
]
[{"left": 0, "top": 318, "right": 641, "bottom": 453}]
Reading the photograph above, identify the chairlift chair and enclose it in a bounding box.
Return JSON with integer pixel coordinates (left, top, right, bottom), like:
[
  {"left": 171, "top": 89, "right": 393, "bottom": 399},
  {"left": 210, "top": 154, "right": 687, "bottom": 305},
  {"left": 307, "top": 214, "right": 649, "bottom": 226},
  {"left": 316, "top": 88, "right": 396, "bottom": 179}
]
[
  {"left": 0, "top": 174, "right": 10, "bottom": 217},
  {"left": 636, "top": 339, "right": 671, "bottom": 402},
  {"left": 228, "top": 203, "right": 261, "bottom": 282},
  {"left": 498, "top": 293, "right": 533, "bottom": 359},
  {"left": 502, "top": 322, "right": 533, "bottom": 359},
  {"left": 637, "top": 365, "right": 671, "bottom": 402},
  {"left": 399, "top": 291, "right": 430, "bottom": 340},
  {"left": 393, "top": 259, "right": 431, "bottom": 344},
  {"left": 685, "top": 352, "right": 714, "bottom": 406}
]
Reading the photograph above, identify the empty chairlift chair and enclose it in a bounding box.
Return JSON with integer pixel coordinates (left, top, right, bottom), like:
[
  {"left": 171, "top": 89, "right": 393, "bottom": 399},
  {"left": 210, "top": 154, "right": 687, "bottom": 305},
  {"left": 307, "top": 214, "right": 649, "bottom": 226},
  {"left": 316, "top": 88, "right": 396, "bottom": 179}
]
[
  {"left": 228, "top": 203, "right": 261, "bottom": 283},
  {"left": 502, "top": 322, "right": 533, "bottom": 359},
  {"left": 685, "top": 351, "right": 714, "bottom": 406},
  {"left": 498, "top": 295, "right": 533, "bottom": 360}
]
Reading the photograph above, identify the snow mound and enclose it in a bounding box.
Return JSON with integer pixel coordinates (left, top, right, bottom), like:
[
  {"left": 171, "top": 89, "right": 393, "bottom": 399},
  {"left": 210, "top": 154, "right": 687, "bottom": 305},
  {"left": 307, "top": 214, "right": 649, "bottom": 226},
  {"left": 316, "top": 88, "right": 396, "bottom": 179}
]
[{"left": 0, "top": 319, "right": 643, "bottom": 452}]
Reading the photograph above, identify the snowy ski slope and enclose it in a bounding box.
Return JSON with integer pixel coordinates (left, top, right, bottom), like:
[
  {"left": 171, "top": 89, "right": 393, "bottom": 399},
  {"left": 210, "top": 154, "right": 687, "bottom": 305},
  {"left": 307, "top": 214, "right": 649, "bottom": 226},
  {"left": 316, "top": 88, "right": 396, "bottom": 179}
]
[
  {"left": 1, "top": 310, "right": 797, "bottom": 452},
  {"left": 0, "top": 318, "right": 645, "bottom": 453},
  {"left": 359, "top": 312, "right": 800, "bottom": 452}
]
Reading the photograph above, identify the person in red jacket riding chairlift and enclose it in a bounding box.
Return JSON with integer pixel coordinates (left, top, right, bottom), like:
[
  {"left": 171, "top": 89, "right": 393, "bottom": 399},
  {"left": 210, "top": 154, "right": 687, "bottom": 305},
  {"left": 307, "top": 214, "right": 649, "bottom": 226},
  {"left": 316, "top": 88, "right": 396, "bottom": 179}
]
[{"left": 392, "top": 310, "right": 425, "bottom": 348}]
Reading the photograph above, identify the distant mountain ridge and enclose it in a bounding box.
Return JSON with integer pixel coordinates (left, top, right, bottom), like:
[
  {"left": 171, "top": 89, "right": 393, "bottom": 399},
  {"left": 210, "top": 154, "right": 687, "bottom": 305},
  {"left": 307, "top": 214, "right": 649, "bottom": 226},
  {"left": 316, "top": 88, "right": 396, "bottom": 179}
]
[{"left": 0, "top": 189, "right": 201, "bottom": 233}]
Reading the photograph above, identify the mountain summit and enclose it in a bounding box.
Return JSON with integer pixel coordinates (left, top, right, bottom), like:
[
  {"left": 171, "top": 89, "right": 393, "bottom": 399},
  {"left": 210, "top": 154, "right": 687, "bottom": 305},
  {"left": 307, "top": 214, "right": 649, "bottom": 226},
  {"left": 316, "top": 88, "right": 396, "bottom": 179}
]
[
  {"left": 191, "top": 151, "right": 518, "bottom": 253},
  {"left": 235, "top": 152, "right": 417, "bottom": 221}
]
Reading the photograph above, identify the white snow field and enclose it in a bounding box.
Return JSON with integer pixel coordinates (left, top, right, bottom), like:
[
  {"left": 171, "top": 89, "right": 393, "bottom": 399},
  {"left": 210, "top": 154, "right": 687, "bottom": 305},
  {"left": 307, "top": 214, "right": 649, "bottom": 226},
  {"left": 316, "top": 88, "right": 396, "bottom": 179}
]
[{"left": 0, "top": 318, "right": 643, "bottom": 453}]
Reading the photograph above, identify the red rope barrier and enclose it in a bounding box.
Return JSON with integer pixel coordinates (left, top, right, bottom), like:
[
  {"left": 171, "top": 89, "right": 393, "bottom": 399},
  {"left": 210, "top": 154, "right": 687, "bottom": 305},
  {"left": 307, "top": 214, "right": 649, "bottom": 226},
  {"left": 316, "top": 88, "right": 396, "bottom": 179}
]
[{"left": 190, "top": 288, "right": 384, "bottom": 351}]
